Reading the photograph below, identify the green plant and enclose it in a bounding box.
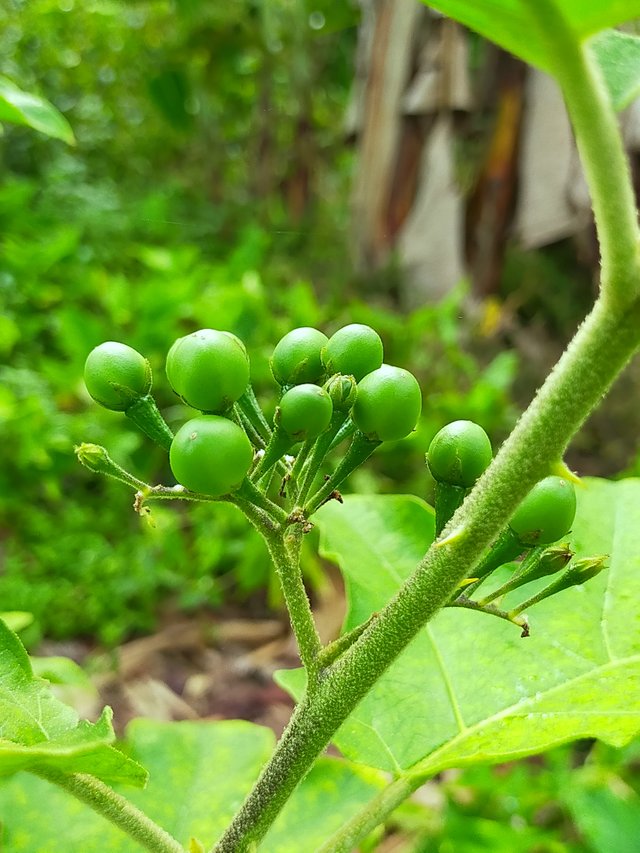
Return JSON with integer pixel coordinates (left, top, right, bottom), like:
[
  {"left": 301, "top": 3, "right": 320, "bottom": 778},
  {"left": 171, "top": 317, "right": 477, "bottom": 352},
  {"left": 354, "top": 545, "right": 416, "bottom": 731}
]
[{"left": 3, "top": 2, "right": 640, "bottom": 852}]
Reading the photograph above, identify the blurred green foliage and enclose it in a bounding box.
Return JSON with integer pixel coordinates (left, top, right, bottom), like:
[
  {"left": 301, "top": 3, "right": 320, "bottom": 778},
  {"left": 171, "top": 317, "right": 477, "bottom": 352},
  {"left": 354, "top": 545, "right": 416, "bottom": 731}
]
[{"left": 398, "top": 737, "right": 640, "bottom": 853}]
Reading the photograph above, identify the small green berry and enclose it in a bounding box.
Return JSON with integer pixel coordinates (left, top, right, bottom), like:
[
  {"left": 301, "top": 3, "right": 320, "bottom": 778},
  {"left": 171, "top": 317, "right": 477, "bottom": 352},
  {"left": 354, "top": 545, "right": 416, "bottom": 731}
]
[
  {"left": 276, "top": 384, "right": 333, "bottom": 441},
  {"left": 166, "top": 329, "right": 250, "bottom": 413},
  {"left": 169, "top": 415, "right": 253, "bottom": 496},
  {"left": 509, "top": 476, "right": 577, "bottom": 545},
  {"left": 84, "top": 341, "right": 152, "bottom": 412},
  {"left": 427, "top": 420, "right": 492, "bottom": 488},
  {"left": 322, "top": 324, "right": 384, "bottom": 382},
  {"left": 352, "top": 364, "right": 422, "bottom": 441},
  {"left": 270, "top": 327, "right": 328, "bottom": 386}
]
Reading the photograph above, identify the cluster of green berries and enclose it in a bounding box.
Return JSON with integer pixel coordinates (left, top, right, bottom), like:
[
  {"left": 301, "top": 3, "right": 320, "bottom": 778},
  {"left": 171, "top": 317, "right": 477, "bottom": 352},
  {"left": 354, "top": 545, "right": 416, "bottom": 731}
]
[
  {"left": 83, "top": 324, "right": 423, "bottom": 503},
  {"left": 426, "top": 419, "right": 577, "bottom": 545},
  {"left": 425, "top": 419, "right": 594, "bottom": 618}
]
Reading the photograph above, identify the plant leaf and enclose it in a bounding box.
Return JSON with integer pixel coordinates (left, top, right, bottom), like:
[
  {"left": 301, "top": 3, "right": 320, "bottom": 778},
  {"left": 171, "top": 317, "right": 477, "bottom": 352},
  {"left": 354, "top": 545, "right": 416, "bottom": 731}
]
[
  {"left": 423, "top": 1, "right": 640, "bottom": 73},
  {"left": 0, "top": 719, "right": 385, "bottom": 851},
  {"left": 0, "top": 76, "right": 75, "bottom": 144},
  {"left": 590, "top": 29, "right": 640, "bottom": 111},
  {"left": 278, "top": 479, "right": 640, "bottom": 776},
  {"left": 0, "top": 618, "right": 144, "bottom": 784}
]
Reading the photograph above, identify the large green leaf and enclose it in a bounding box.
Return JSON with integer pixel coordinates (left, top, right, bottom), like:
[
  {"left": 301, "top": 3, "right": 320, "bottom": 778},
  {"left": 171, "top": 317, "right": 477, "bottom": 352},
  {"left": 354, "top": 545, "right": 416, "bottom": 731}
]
[
  {"left": 0, "top": 619, "right": 144, "bottom": 785},
  {"left": 424, "top": 1, "right": 640, "bottom": 73},
  {"left": 0, "top": 719, "right": 385, "bottom": 851},
  {"left": 0, "top": 77, "right": 74, "bottom": 144},
  {"left": 278, "top": 479, "right": 640, "bottom": 776}
]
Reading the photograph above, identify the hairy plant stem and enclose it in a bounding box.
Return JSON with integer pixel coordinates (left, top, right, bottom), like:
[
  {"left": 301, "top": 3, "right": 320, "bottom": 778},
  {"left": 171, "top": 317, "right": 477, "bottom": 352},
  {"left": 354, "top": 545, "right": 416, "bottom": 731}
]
[
  {"left": 317, "top": 774, "right": 419, "bottom": 853},
  {"left": 263, "top": 525, "right": 322, "bottom": 684},
  {"left": 35, "top": 769, "right": 185, "bottom": 853},
  {"left": 532, "top": 0, "right": 640, "bottom": 304},
  {"left": 213, "top": 24, "right": 640, "bottom": 850}
]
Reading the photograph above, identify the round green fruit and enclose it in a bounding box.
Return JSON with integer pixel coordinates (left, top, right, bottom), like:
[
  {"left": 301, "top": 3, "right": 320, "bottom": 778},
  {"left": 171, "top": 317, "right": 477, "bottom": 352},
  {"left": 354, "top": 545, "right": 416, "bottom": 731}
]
[
  {"left": 84, "top": 341, "right": 151, "bottom": 412},
  {"left": 322, "top": 324, "right": 384, "bottom": 382},
  {"left": 276, "top": 384, "right": 333, "bottom": 441},
  {"left": 509, "top": 475, "right": 577, "bottom": 545},
  {"left": 352, "top": 364, "right": 422, "bottom": 441},
  {"left": 169, "top": 415, "right": 253, "bottom": 496},
  {"left": 427, "top": 420, "right": 492, "bottom": 488},
  {"left": 166, "top": 329, "right": 250, "bottom": 413},
  {"left": 270, "top": 327, "right": 328, "bottom": 386}
]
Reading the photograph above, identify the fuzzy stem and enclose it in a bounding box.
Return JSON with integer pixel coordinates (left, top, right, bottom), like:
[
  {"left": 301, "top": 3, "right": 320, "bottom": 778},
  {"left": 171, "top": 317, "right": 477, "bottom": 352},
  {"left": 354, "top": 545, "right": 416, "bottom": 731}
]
[
  {"left": 531, "top": 0, "right": 640, "bottom": 307},
  {"left": 304, "top": 432, "right": 380, "bottom": 516},
  {"left": 295, "top": 412, "right": 348, "bottom": 505},
  {"left": 265, "top": 527, "right": 322, "bottom": 683},
  {"left": 125, "top": 394, "right": 174, "bottom": 451},
  {"left": 434, "top": 482, "right": 466, "bottom": 536},
  {"left": 237, "top": 385, "right": 272, "bottom": 443},
  {"left": 35, "top": 769, "right": 184, "bottom": 853},
  {"left": 318, "top": 775, "right": 418, "bottom": 853}
]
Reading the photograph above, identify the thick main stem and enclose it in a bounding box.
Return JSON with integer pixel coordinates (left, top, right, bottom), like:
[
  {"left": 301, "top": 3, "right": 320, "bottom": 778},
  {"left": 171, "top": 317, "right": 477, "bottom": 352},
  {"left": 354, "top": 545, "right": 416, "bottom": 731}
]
[{"left": 36, "top": 769, "right": 185, "bottom": 853}]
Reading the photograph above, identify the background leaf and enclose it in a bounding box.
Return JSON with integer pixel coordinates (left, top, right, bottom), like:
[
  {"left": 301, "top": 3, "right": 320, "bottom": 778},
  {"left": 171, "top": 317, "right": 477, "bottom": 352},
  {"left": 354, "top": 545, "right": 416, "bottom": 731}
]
[
  {"left": 423, "top": 1, "right": 640, "bottom": 73},
  {"left": 590, "top": 29, "right": 640, "bottom": 111},
  {"left": 278, "top": 479, "right": 640, "bottom": 776},
  {"left": 0, "top": 619, "right": 143, "bottom": 785},
  {"left": 0, "top": 719, "right": 385, "bottom": 851},
  {"left": 0, "top": 77, "right": 74, "bottom": 144}
]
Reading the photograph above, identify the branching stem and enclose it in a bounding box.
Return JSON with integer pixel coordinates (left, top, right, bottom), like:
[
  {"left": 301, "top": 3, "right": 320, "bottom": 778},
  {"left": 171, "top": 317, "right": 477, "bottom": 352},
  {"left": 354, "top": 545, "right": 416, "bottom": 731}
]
[{"left": 35, "top": 769, "right": 185, "bottom": 853}]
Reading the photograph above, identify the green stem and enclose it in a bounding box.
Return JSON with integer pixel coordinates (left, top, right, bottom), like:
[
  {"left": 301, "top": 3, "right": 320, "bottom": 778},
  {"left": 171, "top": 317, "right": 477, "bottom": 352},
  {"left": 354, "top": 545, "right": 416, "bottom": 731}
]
[
  {"left": 447, "top": 595, "right": 528, "bottom": 634},
  {"left": 295, "top": 412, "right": 347, "bottom": 506},
  {"left": 458, "top": 528, "right": 525, "bottom": 599},
  {"left": 265, "top": 527, "right": 321, "bottom": 684},
  {"left": 250, "top": 428, "right": 293, "bottom": 481},
  {"left": 317, "top": 774, "right": 418, "bottom": 853},
  {"left": 531, "top": 0, "right": 640, "bottom": 308},
  {"left": 237, "top": 385, "right": 272, "bottom": 443},
  {"left": 235, "top": 478, "right": 288, "bottom": 526},
  {"left": 125, "top": 394, "right": 174, "bottom": 451},
  {"left": 304, "top": 432, "right": 380, "bottom": 516},
  {"left": 233, "top": 403, "right": 266, "bottom": 449},
  {"left": 317, "top": 615, "right": 376, "bottom": 669},
  {"left": 35, "top": 769, "right": 184, "bottom": 853},
  {"left": 434, "top": 482, "right": 466, "bottom": 536}
]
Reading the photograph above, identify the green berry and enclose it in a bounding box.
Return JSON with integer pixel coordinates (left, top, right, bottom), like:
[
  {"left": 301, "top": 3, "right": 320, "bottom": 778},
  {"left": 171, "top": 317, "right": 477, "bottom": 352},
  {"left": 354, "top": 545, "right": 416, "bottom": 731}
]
[
  {"left": 84, "top": 341, "right": 151, "bottom": 412},
  {"left": 270, "top": 327, "right": 328, "bottom": 386},
  {"left": 169, "top": 415, "right": 253, "bottom": 496},
  {"left": 509, "top": 476, "right": 577, "bottom": 546},
  {"left": 166, "top": 329, "right": 250, "bottom": 413},
  {"left": 352, "top": 364, "right": 422, "bottom": 441},
  {"left": 322, "top": 324, "right": 384, "bottom": 381},
  {"left": 276, "top": 384, "right": 333, "bottom": 441},
  {"left": 427, "top": 420, "right": 492, "bottom": 488}
]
